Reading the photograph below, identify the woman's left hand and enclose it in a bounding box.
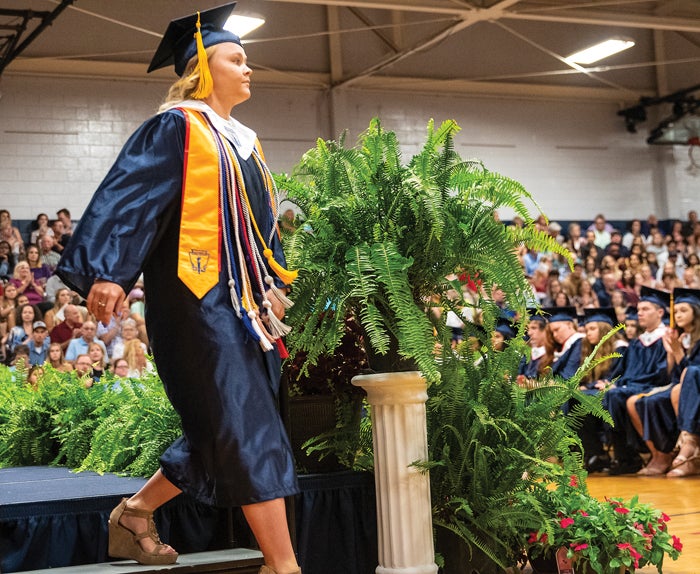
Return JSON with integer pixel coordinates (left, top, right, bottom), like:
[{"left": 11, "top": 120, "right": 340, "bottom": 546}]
[{"left": 87, "top": 280, "right": 126, "bottom": 325}]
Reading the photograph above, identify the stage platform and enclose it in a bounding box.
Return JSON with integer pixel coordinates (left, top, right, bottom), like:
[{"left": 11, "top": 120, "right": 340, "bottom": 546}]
[{"left": 0, "top": 467, "right": 377, "bottom": 574}]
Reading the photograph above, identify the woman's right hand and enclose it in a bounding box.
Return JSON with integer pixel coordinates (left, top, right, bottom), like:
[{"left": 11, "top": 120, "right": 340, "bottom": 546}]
[{"left": 87, "top": 280, "right": 126, "bottom": 325}]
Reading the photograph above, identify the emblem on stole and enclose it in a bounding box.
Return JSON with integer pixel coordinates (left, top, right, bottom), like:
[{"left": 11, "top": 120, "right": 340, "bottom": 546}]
[{"left": 189, "top": 249, "right": 210, "bottom": 274}]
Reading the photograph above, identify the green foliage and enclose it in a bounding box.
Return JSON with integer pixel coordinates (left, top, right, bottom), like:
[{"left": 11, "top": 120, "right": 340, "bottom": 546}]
[
  {"left": 275, "top": 117, "right": 570, "bottom": 383},
  {"left": 0, "top": 364, "right": 181, "bottom": 477},
  {"left": 421, "top": 315, "right": 617, "bottom": 570}
]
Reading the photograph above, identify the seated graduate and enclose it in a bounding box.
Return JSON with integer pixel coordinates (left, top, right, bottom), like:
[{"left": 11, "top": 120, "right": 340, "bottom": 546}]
[
  {"left": 518, "top": 309, "right": 549, "bottom": 380},
  {"left": 627, "top": 287, "right": 700, "bottom": 476},
  {"left": 575, "top": 307, "right": 622, "bottom": 472},
  {"left": 602, "top": 286, "right": 670, "bottom": 475},
  {"left": 547, "top": 307, "right": 584, "bottom": 380}
]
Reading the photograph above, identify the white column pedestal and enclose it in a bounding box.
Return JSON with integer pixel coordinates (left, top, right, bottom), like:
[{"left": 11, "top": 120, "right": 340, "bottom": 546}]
[{"left": 352, "top": 371, "right": 438, "bottom": 574}]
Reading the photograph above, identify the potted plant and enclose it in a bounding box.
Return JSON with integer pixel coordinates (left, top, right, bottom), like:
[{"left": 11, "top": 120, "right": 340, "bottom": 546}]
[
  {"left": 275, "top": 117, "right": 569, "bottom": 380},
  {"left": 525, "top": 468, "right": 683, "bottom": 574}
]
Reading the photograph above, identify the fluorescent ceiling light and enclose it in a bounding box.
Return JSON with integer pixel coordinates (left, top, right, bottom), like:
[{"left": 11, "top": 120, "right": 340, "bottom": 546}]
[
  {"left": 225, "top": 14, "right": 265, "bottom": 38},
  {"left": 565, "top": 38, "right": 635, "bottom": 65}
]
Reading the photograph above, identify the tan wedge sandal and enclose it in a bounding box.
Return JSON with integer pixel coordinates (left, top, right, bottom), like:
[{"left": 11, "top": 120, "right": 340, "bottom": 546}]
[{"left": 108, "top": 498, "right": 178, "bottom": 565}]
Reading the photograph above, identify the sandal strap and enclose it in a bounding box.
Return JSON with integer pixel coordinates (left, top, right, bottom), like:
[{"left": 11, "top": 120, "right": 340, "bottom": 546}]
[{"left": 122, "top": 504, "right": 154, "bottom": 519}]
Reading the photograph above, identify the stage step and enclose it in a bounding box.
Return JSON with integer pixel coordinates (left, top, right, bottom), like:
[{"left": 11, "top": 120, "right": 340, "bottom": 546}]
[{"left": 24, "top": 548, "right": 264, "bottom": 574}]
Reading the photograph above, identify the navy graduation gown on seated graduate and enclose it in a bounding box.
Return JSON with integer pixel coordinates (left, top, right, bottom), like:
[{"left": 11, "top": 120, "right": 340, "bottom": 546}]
[
  {"left": 57, "top": 109, "right": 299, "bottom": 507},
  {"left": 551, "top": 337, "right": 583, "bottom": 380},
  {"left": 639, "top": 340, "right": 700, "bottom": 452}
]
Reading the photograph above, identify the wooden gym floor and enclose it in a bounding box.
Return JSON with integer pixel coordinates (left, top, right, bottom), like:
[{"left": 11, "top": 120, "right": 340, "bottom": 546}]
[{"left": 586, "top": 474, "right": 699, "bottom": 573}]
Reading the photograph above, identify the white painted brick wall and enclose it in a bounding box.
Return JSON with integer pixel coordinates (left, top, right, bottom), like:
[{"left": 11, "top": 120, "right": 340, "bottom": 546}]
[{"left": 1, "top": 74, "right": 697, "bottom": 221}]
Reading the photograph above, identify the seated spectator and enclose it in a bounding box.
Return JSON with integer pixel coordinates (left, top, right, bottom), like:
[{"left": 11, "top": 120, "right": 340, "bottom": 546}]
[
  {"left": 647, "top": 251, "right": 660, "bottom": 277},
  {"left": 0, "top": 283, "right": 18, "bottom": 348},
  {"left": 65, "top": 321, "right": 107, "bottom": 363},
  {"left": 49, "top": 304, "right": 83, "bottom": 350},
  {"left": 26, "top": 245, "right": 53, "bottom": 290},
  {"left": 617, "top": 269, "right": 639, "bottom": 306},
  {"left": 0, "top": 209, "right": 25, "bottom": 258},
  {"left": 39, "top": 235, "right": 61, "bottom": 270},
  {"left": 625, "top": 252, "right": 644, "bottom": 278},
  {"left": 636, "top": 263, "right": 657, "bottom": 289},
  {"left": 44, "top": 287, "right": 72, "bottom": 331},
  {"left": 0, "top": 240, "right": 16, "bottom": 281},
  {"left": 593, "top": 270, "right": 617, "bottom": 307},
  {"left": 5, "top": 304, "right": 42, "bottom": 357},
  {"left": 588, "top": 214, "right": 613, "bottom": 249},
  {"left": 29, "top": 213, "right": 53, "bottom": 245},
  {"left": 553, "top": 291, "right": 571, "bottom": 307},
  {"left": 604, "top": 230, "right": 630, "bottom": 259},
  {"left": 44, "top": 273, "right": 71, "bottom": 306},
  {"left": 572, "top": 279, "right": 599, "bottom": 315},
  {"left": 45, "top": 341, "right": 73, "bottom": 372},
  {"left": 622, "top": 219, "right": 646, "bottom": 250},
  {"left": 73, "top": 354, "right": 96, "bottom": 388},
  {"left": 122, "top": 338, "right": 152, "bottom": 378},
  {"left": 27, "top": 365, "right": 44, "bottom": 389},
  {"left": 564, "top": 222, "right": 586, "bottom": 257},
  {"left": 87, "top": 341, "right": 108, "bottom": 382},
  {"left": 57, "top": 208, "right": 74, "bottom": 237},
  {"left": 682, "top": 265, "right": 699, "bottom": 288},
  {"left": 523, "top": 248, "right": 544, "bottom": 277},
  {"left": 627, "top": 287, "right": 700, "bottom": 476},
  {"left": 542, "top": 275, "right": 563, "bottom": 306},
  {"left": 599, "top": 287, "right": 669, "bottom": 475},
  {"left": 50, "top": 219, "right": 69, "bottom": 253},
  {"left": 9, "top": 261, "right": 46, "bottom": 307},
  {"left": 28, "top": 321, "right": 50, "bottom": 366},
  {"left": 9, "top": 344, "right": 30, "bottom": 375},
  {"left": 646, "top": 229, "right": 667, "bottom": 259}
]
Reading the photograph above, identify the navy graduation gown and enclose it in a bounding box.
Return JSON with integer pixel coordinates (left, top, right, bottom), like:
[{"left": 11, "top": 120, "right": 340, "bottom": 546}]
[
  {"left": 551, "top": 337, "right": 582, "bottom": 380},
  {"left": 57, "top": 109, "right": 298, "bottom": 507},
  {"left": 639, "top": 340, "right": 700, "bottom": 452}
]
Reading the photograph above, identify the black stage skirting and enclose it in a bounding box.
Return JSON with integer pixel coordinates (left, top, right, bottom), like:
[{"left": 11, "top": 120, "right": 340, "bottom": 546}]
[{"left": 0, "top": 467, "right": 377, "bottom": 574}]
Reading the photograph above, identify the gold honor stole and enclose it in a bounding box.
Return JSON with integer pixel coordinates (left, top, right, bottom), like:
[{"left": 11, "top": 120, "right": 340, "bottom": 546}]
[{"left": 177, "top": 109, "right": 221, "bottom": 298}]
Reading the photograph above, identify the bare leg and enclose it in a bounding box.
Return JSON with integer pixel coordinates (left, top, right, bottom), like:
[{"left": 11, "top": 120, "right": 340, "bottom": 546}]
[
  {"left": 119, "top": 469, "right": 181, "bottom": 555},
  {"left": 671, "top": 374, "right": 684, "bottom": 416},
  {"left": 626, "top": 395, "right": 643, "bottom": 437},
  {"left": 242, "top": 498, "right": 299, "bottom": 574}
]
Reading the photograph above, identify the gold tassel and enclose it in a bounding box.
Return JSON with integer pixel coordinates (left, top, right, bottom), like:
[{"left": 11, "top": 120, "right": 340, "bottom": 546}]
[
  {"left": 263, "top": 248, "right": 298, "bottom": 284},
  {"left": 190, "top": 12, "right": 214, "bottom": 99},
  {"left": 264, "top": 276, "right": 294, "bottom": 309}
]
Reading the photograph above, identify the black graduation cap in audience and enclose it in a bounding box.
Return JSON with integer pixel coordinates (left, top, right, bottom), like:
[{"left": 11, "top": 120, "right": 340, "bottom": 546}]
[
  {"left": 639, "top": 286, "right": 671, "bottom": 310},
  {"left": 583, "top": 307, "right": 618, "bottom": 326},
  {"left": 495, "top": 318, "right": 517, "bottom": 340},
  {"left": 148, "top": 3, "right": 241, "bottom": 76},
  {"left": 673, "top": 287, "right": 700, "bottom": 307},
  {"left": 540, "top": 306, "right": 577, "bottom": 324},
  {"left": 526, "top": 307, "right": 548, "bottom": 324}
]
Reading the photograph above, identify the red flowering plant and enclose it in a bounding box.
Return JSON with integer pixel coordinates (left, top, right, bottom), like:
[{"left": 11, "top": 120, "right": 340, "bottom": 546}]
[{"left": 525, "top": 467, "right": 682, "bottom": 573}]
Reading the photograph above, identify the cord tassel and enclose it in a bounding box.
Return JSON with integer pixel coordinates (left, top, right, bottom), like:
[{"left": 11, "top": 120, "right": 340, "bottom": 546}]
[
  {"left": 248, "top": 310, "right": 274, "bottom": 351},
  {"left": 263, "top": 248, "right": 298, "bottom": 284},
  {"left": 265, "top": 276, "right": 294, "bottom": 309},
  {"left": 228, "top": 279, "right": 242, "bottom": 318},
  {"left": 266, "top": 309, "right": 292, "bottom": 338},
  {"left": 190, "top": 12, "right": 214, "bottom": 99}
]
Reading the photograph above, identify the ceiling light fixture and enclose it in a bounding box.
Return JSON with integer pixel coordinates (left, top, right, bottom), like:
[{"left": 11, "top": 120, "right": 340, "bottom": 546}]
[
  {"left": 565, "top": 38, "right": 635, "bottom": 65},
  {"left": 225, "top": 14, "right": 265, "bottom": 38}
]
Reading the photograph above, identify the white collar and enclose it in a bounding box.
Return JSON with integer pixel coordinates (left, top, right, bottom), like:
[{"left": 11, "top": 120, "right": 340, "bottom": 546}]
[
  {"left": 163, "top": 100, "right": 257, "bottom": 160},
  {"left": 531, "top": 346, "right": 546, "bottom": 360},
  {"left": 638, "top": 324, "right": 667, "bottom": 347},
  {"left": 555, "top": 332, "right": 584, "bottom": 359}
]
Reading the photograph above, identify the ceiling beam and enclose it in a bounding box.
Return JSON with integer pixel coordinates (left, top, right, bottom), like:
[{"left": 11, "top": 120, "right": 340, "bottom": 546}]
[{"left": 5, "top": 57, "right": 650, "bottom": 102}]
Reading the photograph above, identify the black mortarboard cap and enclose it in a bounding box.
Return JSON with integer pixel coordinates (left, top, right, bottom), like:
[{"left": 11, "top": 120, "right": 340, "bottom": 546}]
[
  {"left": 583, "top": 307, "right": 618, "bottom": 326},
  {"left": 148, "top": 3, "right": 241, "bottom": 76},
  {"left": 625, "top": 306, "right": 638, "bottom": 321},
  {"left": 639, "top": 286, "right": 671, "bottom": 310},
  {"left": 495, "top": 318, "right": 517, "bottom": 340},
  {"left": 541, "top": 306, "right": 577, "bottom": 324},
  {"left": 673, "top": 287, "right": 700, "bottom": 307},
  {"left": 526, "top": 307, "right": 548, "bottom": 324}
]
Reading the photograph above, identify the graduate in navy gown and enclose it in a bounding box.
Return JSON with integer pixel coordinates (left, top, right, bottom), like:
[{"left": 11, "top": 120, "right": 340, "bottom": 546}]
[
  {"left": 518, "top": 309, "right": 550, "bottom": 380},
  {"left": 575, "top": 307, "right": 623, "bottom": 472},
  {"left": 547, "top": 307, "right": 583, "bottom": 380},
  {"left": 628, "top": 287, "right": 700, "bottom": 476},
  {"left": 601, "top": 286, "right": 669, "bottom": 475},
  {"left": 57, "top": 5, "right": 301, "bottom": 574},
  {"left": 670, "top": 365, "right": 700, "bottom": 477}
]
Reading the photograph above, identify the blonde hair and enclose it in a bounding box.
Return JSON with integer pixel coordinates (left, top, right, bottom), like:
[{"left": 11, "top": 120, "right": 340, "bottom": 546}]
[
  {"left": 158, "top": 46, "right": 217, "bottom": 112},
  {"left": 123, "top": 339, "right": 147, "bottom": 372}
]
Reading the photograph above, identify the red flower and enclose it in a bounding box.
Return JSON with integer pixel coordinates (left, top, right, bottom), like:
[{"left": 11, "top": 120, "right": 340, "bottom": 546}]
[
  {"left": 570, "top": 543, "right": 588, "bottom": 552},
  {"left": 614, "top": 506, "right": 629, "bottom": 514},
  {"left": 617, "top": 543, "right": 632, "bottom": 551},
  {"left": 661, "top": 512, "right": 671, "bottom": 522},
  {"left": 579, "top": 510, "right": 589, "bottom": 517},
  {"left": 539, "top": 533, "right": 548, "bottom": 544},
  {"left": 559, "top": 517, "right": 575, "bottom": 528},
  {"left": 672, "top": 535, "right": 683, "bottom": 552},
  {"left": 528, "top": 531, "right": 538, "bottom": 544},
  {"left": 569, "top": 475, "right": 578, "bottom": 487}
]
